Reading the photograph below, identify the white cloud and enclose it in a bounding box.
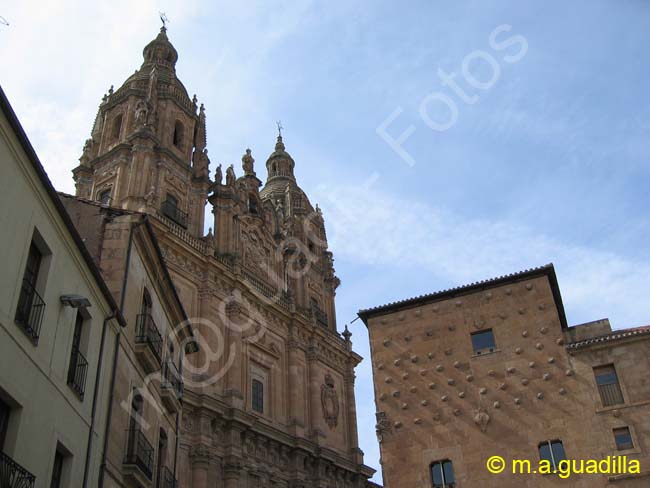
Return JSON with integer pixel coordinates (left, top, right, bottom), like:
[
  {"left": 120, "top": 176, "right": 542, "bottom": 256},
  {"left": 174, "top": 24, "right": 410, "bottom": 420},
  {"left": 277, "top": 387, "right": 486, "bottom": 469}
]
[{"left": 315, "top": 176, "right": 650, "bottom": 329}]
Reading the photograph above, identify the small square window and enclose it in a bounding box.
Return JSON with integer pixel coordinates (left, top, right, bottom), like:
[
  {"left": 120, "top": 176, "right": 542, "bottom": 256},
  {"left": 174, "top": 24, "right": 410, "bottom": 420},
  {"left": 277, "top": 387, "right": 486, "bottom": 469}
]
[
  {"left": 431, "top": 459, "right": 455, "bottom": 488},
  {"left": 539, "top": 440, "right": 566, "bottom": 471},
  {"left": 594, "top": 365, "right": 624, "bottom": 406},
  {"left": 471, "top": 329, "right": 496, "bottom": 354},
  {"left": 614, "top": 427, "right": 633, "bottom": 451}
]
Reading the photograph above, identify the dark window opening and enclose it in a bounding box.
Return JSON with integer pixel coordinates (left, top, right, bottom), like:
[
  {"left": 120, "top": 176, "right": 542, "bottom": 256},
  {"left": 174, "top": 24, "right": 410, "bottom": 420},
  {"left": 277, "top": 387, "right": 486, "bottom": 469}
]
[
  {"left": 173, "top": 121, "right": 184, "bottom": 148},
  {"left": 161, "top": 193, "right": 187, "bottom": 228},
  {"left": 471, "top": 329, "right": 496, "bottom": 354},
  {"left": 125, "top": 391, "right": 153, "bottom": 479},
  {"left": 67, "top": 310, "right": 88, "bottom": 400},
  {"left": 539, "top": 440, "right": 566, "bottom": 470},
  {"left": 0, "top": 398, "right": 9, "bottom": 450},
  {"left": 98, "top": 189, "right": 112, "bottom": 205},
  {"left": 156, "top": 429, "right": 168, "bottom": 484},
  {"left": 431, "top": 460, "right": 455, "bottom": 488},
  {"left": 248, "top": 195, "right": 258, "bottom": 214},
  {"left": 594, "top": 365, "right": 624, "bottom": 406},
  {"left": 50, "top": 450, "right": 64, "bottom": 488},
  {"left": 141, "top": 288, "right": 152, "bottom": 316},
  {"left": 15, "top": 241, "right": 45, "bottom": 342},
  {"left": 614, "top": 427, "right": 633, "bottom": 451},
  {"left": 252, "top": 379, "right": 264, "bottom": 414}
]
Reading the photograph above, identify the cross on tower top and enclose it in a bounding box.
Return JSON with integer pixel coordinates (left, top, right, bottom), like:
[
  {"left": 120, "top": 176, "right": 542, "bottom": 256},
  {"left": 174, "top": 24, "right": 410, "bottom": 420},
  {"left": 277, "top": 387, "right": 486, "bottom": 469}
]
[
  {"left": 276, "top": 120, "right": 283, "bottom": 137},
  {"left": 159, "top": 12, "right": 169, "bottom": 30}
]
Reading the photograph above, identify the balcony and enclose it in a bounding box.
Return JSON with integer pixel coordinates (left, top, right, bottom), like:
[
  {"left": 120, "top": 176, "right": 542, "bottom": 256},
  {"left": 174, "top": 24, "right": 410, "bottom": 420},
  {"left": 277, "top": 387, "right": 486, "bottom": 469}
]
[
  {"left": 67, "top": 345, "right": 89, "bottom": 400},
  {"left": 123, "top": 429, "right": 154, "bottom": 486},
  {"left": 160, "top": 360, "right": 183, "bottom": 413},
  {"left": 160, "top": 200, "right": 188, "bottom": 228},
  {"left": 135, "top": 314, "right": 163, "bottom": 374},
  {"left": 157, "top": 466, "right": 177, "bottom": 488},
  {"left": 0, "top": 451, "right": 36, "bottom": 488},
  {"left": 14, "top": 278, "right": 45, "bottom": 344}
]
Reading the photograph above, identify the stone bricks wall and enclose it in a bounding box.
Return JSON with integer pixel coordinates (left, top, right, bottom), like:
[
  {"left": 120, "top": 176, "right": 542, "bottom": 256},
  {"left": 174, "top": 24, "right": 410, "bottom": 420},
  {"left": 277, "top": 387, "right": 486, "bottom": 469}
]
[{"left": 363, "top": 268, "right": 650, "bottom": 487}]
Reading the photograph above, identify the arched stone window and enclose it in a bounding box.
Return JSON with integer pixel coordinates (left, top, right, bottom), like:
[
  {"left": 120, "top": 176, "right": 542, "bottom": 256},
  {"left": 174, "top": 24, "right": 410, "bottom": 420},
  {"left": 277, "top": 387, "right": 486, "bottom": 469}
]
[
  {"left": 111, "top": 114, "right": 123, "bottom": 141},
  {"left": 173, "top": 120, "right": 184, "bottom": 148}
]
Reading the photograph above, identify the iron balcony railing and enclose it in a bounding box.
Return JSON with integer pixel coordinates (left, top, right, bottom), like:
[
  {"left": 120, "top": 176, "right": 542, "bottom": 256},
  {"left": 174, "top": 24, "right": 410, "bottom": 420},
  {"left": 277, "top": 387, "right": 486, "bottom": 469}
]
[
  {"left": 124, "top": 428, "right": 154, "bottom": 480},
  {"left": 162, "top": 360, "right": 183, "bottom": 400},
  {"left": 0, "top": 451, "right": 36, "bottom": 488},
  {"left": 136, "top": 314, "right": 163, "bottom": 364},
  {"left": 598, "top": 383, "right": 624, "bottom": 406},
  {"left": 67, "top": 345, "right": 89, "bottom": 400},
  {"left": 160, "top": 200, "right": 188, "bottom": 228},
  {"left": 157, "top": 465, "right": 177, "bottom": 488},
  {"left": 14, "top": 278, "right": 45, "bottom": 343}
]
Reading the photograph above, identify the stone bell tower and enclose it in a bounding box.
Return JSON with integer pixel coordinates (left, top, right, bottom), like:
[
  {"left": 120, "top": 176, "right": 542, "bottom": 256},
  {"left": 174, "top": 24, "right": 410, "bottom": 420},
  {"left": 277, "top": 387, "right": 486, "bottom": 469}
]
[
  {"left": 209, "top": 131, "right": 340, "bottom": 333},
  {"left": 72, "top": 26, "right": 210, "bottom": 237}
]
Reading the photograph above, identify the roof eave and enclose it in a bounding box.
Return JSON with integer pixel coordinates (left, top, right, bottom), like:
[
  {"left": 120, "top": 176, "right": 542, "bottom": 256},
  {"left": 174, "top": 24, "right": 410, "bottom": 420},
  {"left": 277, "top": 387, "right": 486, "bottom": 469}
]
[{"left": 358, "top": 264, "right": 569, "bottom": 330}]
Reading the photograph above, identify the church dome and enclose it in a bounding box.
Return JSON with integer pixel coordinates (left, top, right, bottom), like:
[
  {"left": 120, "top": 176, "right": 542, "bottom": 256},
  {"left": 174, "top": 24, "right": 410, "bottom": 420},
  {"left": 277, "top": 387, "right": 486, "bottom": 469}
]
[
  {"left": 118, "top": 27, "right": 192, "bottom": 108},
  {"left": 142, "top": 26, "right": 178, "bottom": 72}
]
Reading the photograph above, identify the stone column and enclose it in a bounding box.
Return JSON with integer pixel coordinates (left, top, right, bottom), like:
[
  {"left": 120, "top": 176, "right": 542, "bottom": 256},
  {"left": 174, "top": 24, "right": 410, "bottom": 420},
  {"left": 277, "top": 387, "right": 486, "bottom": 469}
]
[
  {"left": 345, "top": 368, "right": 361, "bottom": 460},
  {"left": 307, "top": 340, "right": 322, "bottom": 438},
  {"left": 224, "top": 460, "right": 241, "bottom": 488},
  {"left": 189, "top": 445, "right": 211, "bottom": 488},
  {"left": 224, "top": 299, "right": 244, "bottom": 408},
  {"left": 287, "top": 336, "right": 306, "bottom": 437}
]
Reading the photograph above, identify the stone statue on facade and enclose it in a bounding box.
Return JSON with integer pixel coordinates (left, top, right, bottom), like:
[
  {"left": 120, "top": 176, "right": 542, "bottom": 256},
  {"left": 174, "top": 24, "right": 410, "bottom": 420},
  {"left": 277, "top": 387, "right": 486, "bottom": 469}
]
[
  {"left": 242, "top": 148, "right": 255, "bottom": 176},
  {"left": 215, "top": 163, "right": 223, "bottom": 185},
  {"left": 226, "top": 164, "right": 235, "bottom": 186}
]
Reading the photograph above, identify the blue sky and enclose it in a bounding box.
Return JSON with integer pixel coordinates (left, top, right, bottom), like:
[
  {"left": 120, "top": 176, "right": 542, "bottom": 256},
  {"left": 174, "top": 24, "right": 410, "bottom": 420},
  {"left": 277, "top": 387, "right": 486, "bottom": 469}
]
[{"left": 2, "top": 0, "right": 649, "bottom": 482}]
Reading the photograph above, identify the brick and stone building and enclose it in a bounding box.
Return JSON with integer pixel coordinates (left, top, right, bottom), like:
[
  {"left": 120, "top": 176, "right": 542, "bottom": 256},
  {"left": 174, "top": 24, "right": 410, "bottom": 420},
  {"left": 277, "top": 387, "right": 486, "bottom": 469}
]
[
  {"left": 60, "top": 196, "right": 198, "bottom": 488},
  {"left": 70, "top": 25, "right": 376, "bottom": 487},
  {"left": 359, "top": 264, "right": 650, "bottom": 487}
]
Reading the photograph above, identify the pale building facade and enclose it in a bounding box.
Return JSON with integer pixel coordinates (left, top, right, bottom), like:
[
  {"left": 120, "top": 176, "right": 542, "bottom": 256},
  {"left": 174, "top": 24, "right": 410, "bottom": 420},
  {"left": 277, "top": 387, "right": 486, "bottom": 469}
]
[
  {"left": 70, "top": 26, "right": 376, "bottom": 487},
  {"left": 359, "top": 265, "right": 650, "bottom": 487},
  {"left": 0, "top": 87, "right": 125, "bottom": 488}
]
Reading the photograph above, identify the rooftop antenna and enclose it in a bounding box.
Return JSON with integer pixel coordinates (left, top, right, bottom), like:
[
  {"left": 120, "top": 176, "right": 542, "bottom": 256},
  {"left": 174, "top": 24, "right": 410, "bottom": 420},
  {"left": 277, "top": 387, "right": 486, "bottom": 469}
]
[
  {"left": 276, "top": 120, "right": 283, "bottom": 137},
  {"left": 159, "top": 12, "right": 169, "bottom": 30}
]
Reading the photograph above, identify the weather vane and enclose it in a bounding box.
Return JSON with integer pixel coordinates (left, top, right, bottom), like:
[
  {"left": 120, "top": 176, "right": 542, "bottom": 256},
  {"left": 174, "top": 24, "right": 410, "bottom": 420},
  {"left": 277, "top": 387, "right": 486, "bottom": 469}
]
[
  {"left": 159, "top": 12, "right": 169, "bottom": 29},
  {"left": 276, "top": 120, "right": 283, "bottom": 137}
]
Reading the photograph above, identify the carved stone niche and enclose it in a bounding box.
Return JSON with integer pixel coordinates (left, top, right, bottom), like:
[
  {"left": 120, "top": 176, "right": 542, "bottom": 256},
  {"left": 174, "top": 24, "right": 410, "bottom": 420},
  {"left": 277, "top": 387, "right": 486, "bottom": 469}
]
[
  {"left": 473, "top": 407, "right": 490, "bottom": 433},
  {"left": 375, "top": 411, "right": 392, "bottom": 443},
  {"left": 321, "top": 373, "right": 340, "bottom": 429}
]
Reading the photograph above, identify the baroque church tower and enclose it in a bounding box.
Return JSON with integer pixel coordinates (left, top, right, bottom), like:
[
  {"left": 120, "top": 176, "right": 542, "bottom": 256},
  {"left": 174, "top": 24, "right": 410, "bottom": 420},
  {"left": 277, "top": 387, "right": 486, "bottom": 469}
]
[
  {"left": 72, "top": 26, "right": 375, "bottom": 487},
  {"left": 72, "top": 26, "right": 210, "bottom": 237}
]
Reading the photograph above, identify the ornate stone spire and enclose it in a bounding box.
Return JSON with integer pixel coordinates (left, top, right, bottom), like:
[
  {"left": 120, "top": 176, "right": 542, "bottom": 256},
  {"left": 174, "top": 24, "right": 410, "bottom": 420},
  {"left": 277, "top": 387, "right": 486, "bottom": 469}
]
[
  {"left": 141, "top": 25, "right": 179, "bottom": 72},
  {"left": 265, "top": 132, "right": 295, "bottom": 182}
]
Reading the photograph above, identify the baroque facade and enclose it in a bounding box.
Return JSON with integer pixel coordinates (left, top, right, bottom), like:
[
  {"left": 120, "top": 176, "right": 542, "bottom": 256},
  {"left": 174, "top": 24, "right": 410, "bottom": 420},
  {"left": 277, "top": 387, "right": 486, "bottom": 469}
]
[
  {"left": 359, "top": 265, "right": 650, "bottom": 487},
  {"left": 71, "top": 26, "right": 376, "bottom": 487}
]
